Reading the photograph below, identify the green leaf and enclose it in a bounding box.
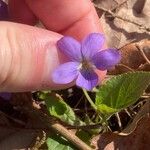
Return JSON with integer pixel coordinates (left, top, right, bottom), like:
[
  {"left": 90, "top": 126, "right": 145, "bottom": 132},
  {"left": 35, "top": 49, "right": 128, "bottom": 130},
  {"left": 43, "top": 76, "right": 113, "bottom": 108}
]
[
  {"left": 45, "top": 93, "right": 84, "bottom": 126},
  {"left": 37, "top": 91, "right": 51, "bottom": 100},
  {"left": 47, "top": 135, "right": 76, "bottom": 150},
  {"left": 96, "top": 72, "right": 150, "bottom": 116}
]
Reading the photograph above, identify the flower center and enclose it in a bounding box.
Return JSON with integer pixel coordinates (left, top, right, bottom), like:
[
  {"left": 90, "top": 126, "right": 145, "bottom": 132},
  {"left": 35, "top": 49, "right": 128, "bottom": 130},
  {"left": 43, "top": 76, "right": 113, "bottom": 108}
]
[{"left": 78, "top": 59, "right": 95, "bottom": 71}]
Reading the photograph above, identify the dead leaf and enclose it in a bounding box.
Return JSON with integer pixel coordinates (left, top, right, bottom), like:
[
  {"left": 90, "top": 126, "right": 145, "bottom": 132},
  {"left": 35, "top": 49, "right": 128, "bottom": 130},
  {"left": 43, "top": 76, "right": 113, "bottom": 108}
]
[
  {"left": 0, "top": 127, "right": 39, "bottom": 150},
  {"left": 109, "top": 39, "right": 150, "bottom": 74},
  {"left": 94, "top": 0, "right": 150, "bottom": 48},
  {"left": 94, "top": 0, "right": 124, "bottom": 10},
  {"left": 0, "top": 93, "right": 52, "bottom": 149},
  {"left": 0, "top": 111, "right": 41, "bottom": 150},
  {"left": 119, "top": 100, "right": 150, "bottom": 135},
  {"left": 98, "top": 116, "right": 150, "bottom": 150},
  {"left": 120, "top": 40, "right": 150, "bottom": 68}
]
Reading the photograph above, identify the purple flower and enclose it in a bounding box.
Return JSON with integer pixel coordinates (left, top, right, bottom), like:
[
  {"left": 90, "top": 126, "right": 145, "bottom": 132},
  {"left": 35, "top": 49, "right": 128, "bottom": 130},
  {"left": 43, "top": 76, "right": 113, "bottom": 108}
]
[
  {"left": 52, "top": 33, "right": 121, "bottom": 90},
  {"left": 0, "top": 92, "right": 11, "bottom": 100},
  {"left": 0, "top": 0, "right": 8, "bottom": 20}
]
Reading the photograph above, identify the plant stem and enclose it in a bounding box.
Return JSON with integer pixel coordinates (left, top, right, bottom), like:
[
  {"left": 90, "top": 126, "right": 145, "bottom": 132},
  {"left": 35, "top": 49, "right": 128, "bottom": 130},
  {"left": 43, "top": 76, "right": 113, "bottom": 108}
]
[{"left": 82, "top": 88, "right": 97, "bottom": 111}]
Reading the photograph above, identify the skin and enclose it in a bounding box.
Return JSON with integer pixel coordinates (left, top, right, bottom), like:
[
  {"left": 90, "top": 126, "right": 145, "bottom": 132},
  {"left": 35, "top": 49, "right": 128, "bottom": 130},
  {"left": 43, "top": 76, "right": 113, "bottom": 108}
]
[{"left": 0, "top": 0, "right": 106, "bottom": 92}]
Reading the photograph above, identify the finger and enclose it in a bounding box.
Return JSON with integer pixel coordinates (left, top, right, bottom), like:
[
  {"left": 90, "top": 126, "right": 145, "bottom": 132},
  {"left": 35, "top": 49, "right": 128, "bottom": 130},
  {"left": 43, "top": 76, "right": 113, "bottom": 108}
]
[
  {"left": 0, "top": 21, "right": 64, "bottom": 92},
  {"left": 0, "top": 22, "right": 106, "bottom": 92},
  {"left": 25, "top": 0, "right": 103, "bottom": 40},
  {"left": 8, "top": 0, "right": 37, "bottom": 25}
]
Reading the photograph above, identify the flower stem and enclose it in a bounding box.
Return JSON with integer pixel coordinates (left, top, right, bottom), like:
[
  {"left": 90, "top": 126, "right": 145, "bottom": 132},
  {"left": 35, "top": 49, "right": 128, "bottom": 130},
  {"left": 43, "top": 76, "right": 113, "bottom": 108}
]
[{"left": 82, "top": 88, "right": 97, "bottom": 111}]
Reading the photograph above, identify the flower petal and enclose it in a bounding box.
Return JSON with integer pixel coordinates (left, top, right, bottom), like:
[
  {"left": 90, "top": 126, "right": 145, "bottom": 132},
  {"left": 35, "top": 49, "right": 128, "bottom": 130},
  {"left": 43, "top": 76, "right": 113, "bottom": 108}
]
[
  {"left": 0, "top": 92, "right": 11, "bottom": 100},
  {"left": 92, "top": 48, "right": 121, "bottom": 70},
  {"left": 52, "top": 62, "right": 79, "bottom": 84},
  {"left": 57, "top": 36, "right": 81, "bottom": 61},
  {"left": 76, "top": 69, "right": 98, "bottom": 91},
  {"left": 0, "top": 0, "right": 9, "bottom": 20},
  {"left": 81, "top": 33, "right": 105, "bottom": 59}
]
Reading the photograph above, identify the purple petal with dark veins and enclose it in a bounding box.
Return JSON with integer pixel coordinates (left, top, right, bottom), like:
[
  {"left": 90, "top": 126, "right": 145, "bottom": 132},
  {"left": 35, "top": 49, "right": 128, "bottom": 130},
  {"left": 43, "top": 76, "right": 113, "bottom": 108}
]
[
  {"left": 81, "top": 33, "right": 105, "bottom": 59},
  {"left": 52, "top": 62, "right": 79, "bottom": 84},
  {"left": 76, "top": 69, "right": 98, "bottom": 91},
  {"left": 0, "top": 92, "right": 11, "bottom": 100},
  {"left": 57, "top": 36, "right": 82, "bottom": 61},
  {"left": 92, "top": 48, "right": 121, "bottom": 70},
  {"left": 0, "top": 0, "right": 8, "bottom": 20}
]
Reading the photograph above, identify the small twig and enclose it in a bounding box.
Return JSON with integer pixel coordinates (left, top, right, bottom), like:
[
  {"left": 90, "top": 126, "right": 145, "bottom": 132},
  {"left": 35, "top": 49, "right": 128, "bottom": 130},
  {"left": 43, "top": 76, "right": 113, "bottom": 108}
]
[
  {"left": 116, "top": 112, "right": 122, "bottom": 130},
  {"left": 117, "top": 64, "right": 135, "bottom": 72},
  {"left": 112, "top": 0, "right": 129, "bottom": 11},
  {"left": 20, "top": 107, "right": 93, "bottom": 150},
  {"left": 0, "top": 110, "right": 26, "bottom": 126},
  {"left": 124, "top": 108, "right": 133, "bottom": 118},
  {"left": 137, "top": 63, "right": 149, "bottom": 71},
  {"left": 141, "top": 95, "right": 150, "bottom": 99},
  {"left": 74, "top": 108, "right": 93, "bottom": 112},
  {"left": 141, "top": 93, "right": 150, "bottom": 99},
  {"left": 66, "top": 123, "right": 102, "bottom": 130},
  {"left": 51, "top": 123, "right": 93, "bottom": 150},
  {"left": 74, "top": 95, "right": 84, "bottom": 108},
  {"left": 120, "top": 99, "right": 150, "bottom": 135},
  {"left": 135, "top": 44, "right": 150, "bottom": 65},
  {"left": 94, "top": 4, "right": 150, "bottom": 32},
  {"left": 31, "top": 131, "right": 46, "bottom": 150},
  {"left": 147, "top": 99, "right": 150, "bottom": 117}
]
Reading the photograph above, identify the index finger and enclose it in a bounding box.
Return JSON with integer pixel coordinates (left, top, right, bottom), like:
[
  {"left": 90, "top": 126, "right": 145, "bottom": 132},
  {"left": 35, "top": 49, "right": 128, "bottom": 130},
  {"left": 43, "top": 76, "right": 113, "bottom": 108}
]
[{"left": 9, "top": 0, "right": 104, "bottom": 40}]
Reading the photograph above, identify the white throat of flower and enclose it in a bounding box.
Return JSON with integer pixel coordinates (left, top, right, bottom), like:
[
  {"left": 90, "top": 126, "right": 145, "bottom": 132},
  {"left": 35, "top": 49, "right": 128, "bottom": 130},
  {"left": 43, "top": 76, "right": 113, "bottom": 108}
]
[{"left": 78, "top": 58, "right": 96, "bottom": 71}]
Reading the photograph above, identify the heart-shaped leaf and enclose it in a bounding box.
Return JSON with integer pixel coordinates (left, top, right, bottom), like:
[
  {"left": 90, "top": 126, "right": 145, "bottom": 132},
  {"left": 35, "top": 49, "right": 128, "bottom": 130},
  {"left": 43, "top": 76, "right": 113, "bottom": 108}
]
[
  {"left": 96, "top": 72, "right": 150, "bottom": 117},
  {"left": 45, "top": 93, "right": 84, "bottom": 126}
]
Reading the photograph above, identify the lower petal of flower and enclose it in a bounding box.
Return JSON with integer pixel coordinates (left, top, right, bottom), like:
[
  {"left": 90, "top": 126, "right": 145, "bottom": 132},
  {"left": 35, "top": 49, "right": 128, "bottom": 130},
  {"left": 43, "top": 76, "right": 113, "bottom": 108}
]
[
  {"left": 76, "top": 69, "right": 98, "bottom": 91},
  {"left": 52, "top": 62, "right": 79, "bottom": 84}
]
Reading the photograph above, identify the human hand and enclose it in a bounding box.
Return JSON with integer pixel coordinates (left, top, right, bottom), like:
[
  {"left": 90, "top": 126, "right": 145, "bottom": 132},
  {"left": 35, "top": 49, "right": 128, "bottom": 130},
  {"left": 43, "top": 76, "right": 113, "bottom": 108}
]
[{"left": 0, "top": 0, "right": 106, "bottom": 92}]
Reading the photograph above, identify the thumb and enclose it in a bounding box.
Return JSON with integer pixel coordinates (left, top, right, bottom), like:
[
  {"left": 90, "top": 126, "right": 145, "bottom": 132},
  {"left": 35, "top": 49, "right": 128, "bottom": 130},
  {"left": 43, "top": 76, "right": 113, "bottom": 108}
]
[
  {"left": 0, "top": 22, "right": 106, "bottom": 92},
  {"left": 0, "top": 21, "right": 67, "bottom": 92}
]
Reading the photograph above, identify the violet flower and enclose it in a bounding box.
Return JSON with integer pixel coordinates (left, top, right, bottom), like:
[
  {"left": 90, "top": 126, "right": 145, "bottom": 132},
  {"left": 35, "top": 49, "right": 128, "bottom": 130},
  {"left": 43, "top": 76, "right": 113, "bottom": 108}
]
[
  {"left": 0, "top": 0, "right": 8, "bottom": 20},
  {"left": 52, "top": 33, "right": 121, "bottom": 91},
  {"left": 0, "top": 1, "right": 11, "bottom": 100},
  {"left": 0, "top": 92, "right": 11, "bottom": 100}
]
